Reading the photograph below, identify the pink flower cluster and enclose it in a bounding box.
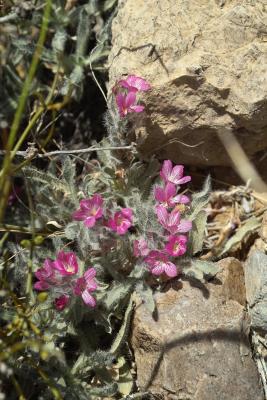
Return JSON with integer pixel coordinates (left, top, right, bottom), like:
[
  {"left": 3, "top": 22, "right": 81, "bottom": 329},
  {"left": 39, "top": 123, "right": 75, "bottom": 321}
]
[
  {"left": 72, "top": 194, "right": 133, "bottom": 235},
  {"left": 134, "top": 160, "right": 192, "bottom": 278},
  {"left": 113, "top": 75, "right": 151, "bottom": 117},
  {"left": 34, "top": 251, "right": 97, "bottom": 310}
]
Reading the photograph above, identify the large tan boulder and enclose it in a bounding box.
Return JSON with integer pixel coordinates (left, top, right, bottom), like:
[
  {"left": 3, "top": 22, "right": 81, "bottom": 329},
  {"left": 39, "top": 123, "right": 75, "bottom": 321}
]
[
  {"left": 109, "top": 0, "right": 267, "bottom": 166},
  {"left": 131, "top": 258, "right": 263, "bottom": 399}
]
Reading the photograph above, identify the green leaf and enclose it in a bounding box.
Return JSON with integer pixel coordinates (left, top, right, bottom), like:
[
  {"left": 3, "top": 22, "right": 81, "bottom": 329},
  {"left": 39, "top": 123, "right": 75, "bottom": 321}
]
[
  {"left": 75, "top": 8, "right": 91, "bottom": 60},
  {"left": 189, "top": 175, "right": 211, "bottom": 220},
  {"left": 135, "top": 282, "right": 155, "bottom": 313},
  {"left": 52, "top": 28, "right": 67, "bottom": 55},
  {"left": 110, "top": 295, "right": 134, "bottom": 355},
  {"left": 188, "top": 210, "right": 208, "bottom": 255},
  {"left": 184, "top": 259, "right": 219, "bottom": 282}
]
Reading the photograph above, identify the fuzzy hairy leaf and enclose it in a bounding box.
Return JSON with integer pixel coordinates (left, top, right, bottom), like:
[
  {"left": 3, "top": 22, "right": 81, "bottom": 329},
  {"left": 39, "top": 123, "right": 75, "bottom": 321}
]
[
  {"left": 110, "top": 295, "right": 134, "bottom": 355},
  {"left": 184, "top": 259, "right": 219, "bottom": 282},
  {"left": 76, "top": 8, "right": 91, "bottom": 60},
  {"left": 189, "top": 175, "right": 211, "bottom": 220},
  {"left": 188, "top": 210, "right": 208, "bottom": 255},
  {"left": 135, "top": 281, "right": 155, "bottom": 313}
]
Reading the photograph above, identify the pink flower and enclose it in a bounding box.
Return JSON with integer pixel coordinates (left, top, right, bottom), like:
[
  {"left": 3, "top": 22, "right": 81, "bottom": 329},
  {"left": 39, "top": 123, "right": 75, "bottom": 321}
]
[
  {"left": 156, "top": 205, "right": 192, "bottom": 234},
  {"left": 74, "top": 268, "right": 97, "bottom": 307},
  {"left": 118, "top": 75, "right": 151, "bottom": 92},
  {"left": 55, "top": 295, "right": 69, "bottom": 311},
  {"left": 53, "top": 251, "right": 79, "bottom": 276},
  {"left": 116, "top": 91, "right": 144, "bottom": 117},
  {"left": 165, "top": 235, "right": 188, "bottom": 257},
  {"left": 107, "top": 208, "right": 133, "bottom": 235},
  {"left": 144, "top": 250, "right": 177, "bottom": 277},
  {"left": 34, "top": 259, "right": 56, "bottom": 291},
  {"left": 154, "top": 182, "right": 190, "bottom": 207},
  {"left": 160, "top": 160, "right": 191, "bottom": 185},
  {"left": 133, "top": 238, "right": 150, "bottom": 257},
  {"left": 72, "top": 194, "right": 103, "bottom": 228}
]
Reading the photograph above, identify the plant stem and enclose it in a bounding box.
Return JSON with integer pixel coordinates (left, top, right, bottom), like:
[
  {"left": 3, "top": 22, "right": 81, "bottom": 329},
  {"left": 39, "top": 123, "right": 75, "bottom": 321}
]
[{"left": 0, "top": 0, "right": 52, "bottom": 222}]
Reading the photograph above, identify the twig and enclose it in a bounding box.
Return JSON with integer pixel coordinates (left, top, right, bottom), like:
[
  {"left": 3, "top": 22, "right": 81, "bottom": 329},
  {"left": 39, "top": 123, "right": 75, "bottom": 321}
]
[
  {"left": 89, "top": 45, "right": 108, "bottom": 103},
  {"left": 0, "top": 145, "right": 134, "bottom": 159},
  {"left": 217, "top": 128, "right": 267, "bottom": 192}
]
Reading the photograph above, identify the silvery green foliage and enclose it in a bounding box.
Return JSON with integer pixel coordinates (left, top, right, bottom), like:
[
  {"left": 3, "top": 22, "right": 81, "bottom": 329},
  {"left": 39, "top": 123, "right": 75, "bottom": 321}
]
[
  {"left": 4, "top": 147, "right": 216, "bottom": 398},
  {"left": 0, "top": 0, "right": 117, "bottom": 125}
]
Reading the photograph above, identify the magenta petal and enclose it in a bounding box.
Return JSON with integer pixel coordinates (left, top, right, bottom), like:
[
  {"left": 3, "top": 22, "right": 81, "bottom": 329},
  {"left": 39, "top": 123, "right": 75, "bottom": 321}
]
[
  {"left": 130, "top": 105, "right": 145, "bottom": 113},
  {"left": 55, "top": 295, "right": 69, "bottom": 311},
  {"left": 116, "top": 93, "right": 125, "bottom": 108},
  {"left": 92, "top": 194, "right": 103, "bottom": 207},
  {"left": 34, "top": 281, "right": 50, "bottom": 291},
  {"left": 84, "top": 216, "right": 96, "bottom": 228},
  {"left": 117, "top": 220, "right": 131, "bottom": 234},
  {"left": 125, "top": 91, "right": 136, "bottom": 108},
  {"left": 169, "top": 209, "right": 180, "bottom": 226},
  {"left": 164, "top": 262, "right": 177, "bottom": 277},
  {"left": 79, "top": 199, "right": 92, "bottom": 210},
  {"left": 177, "top": 176, "right": 191, "bottom": 185},
  {"left": 84, "top": 267, "right": 96, "bottom": 282},
  {"left": 160, "top": 160, "right": 172, "bottom": 182},
  {"left": 125, "top": 75, "right": 151, "bottom": 91},
  {"left": 154, "top": 186, "right": 165, "bottom": 202},
  {"left": 155, "top": 205, "right": 168, "bottom": 226},
  {"left": 107, "top": 218, "right": 117, "bottom": 231},
  {"left": 170, "top": 165, "right": 184, "bottom": 181},
  {"left": 72, "top": 209, "right": 88, "bottom": 221},
  {"left": 178, "top": 220, "right": 192, "bottom": 233},
  {"left": 151, "top": 263, "right": 165, "bottom": 276},
  {"left": 165, "top": 182, "right": 176, "bottom": 199},
  {"left": 179, "top": 195, "right": 190, "bottom": 204},
  {"left": 82, "top": 290, "right": 96, "bottom": 307},
  {"left": 121, "top": 208, "right": 133, "bottom": 219},
  {"left": 117, "top": 79, "right": 131, "bottom": 90}
]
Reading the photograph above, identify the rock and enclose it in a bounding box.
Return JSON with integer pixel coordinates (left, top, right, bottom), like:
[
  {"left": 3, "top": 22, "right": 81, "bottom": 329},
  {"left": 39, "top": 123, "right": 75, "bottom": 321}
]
[
  {"left": 244, "top": 250, "right": 267, "bottom": 333},
  {"left": 216, "top": 258, "right": 246, "bottom": 306},
  {"left": 109, "top": 1, "right": 267, "bottom": 166},
  {"left": 131, "top": 258, "right": 263, "bottom": 399}
]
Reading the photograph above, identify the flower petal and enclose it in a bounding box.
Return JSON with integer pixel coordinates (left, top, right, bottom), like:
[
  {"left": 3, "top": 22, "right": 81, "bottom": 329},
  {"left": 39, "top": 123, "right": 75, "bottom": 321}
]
[
  {"left": 116, "top": 93, "right": 125, "bottom": 108},
  {"left": 84, "top": 216, "right": 96, "bottom": 228},
  {"left": 80, "top": 199, "right": 92, "bottom": 210},
  {"left": 165, "top": 182, "right": 176, "bottom": 199},
  {"left": 169, "top": 209, "right": 180, "bottom": 226},
  {"left": 154, "top": 186, "right": 166, "bottom": 202},
  {"left": 164, "top": 262, "right": 178, "bottom": 277},
  {"left": 130, "top": 105, "right": 145, "bottom": 113},
  {"left": 170, "top": 165, "right": 184, "bottom": 182},
  {"left": 160, "top": 160, "right": 172, "bottom": 182},
  {"left": 82, "top": 290, "right": 96, "bottom": 307},
  {"left": 92, "top": 194, "right": 103, "bottom": 207},
  {"left": 125, "top": 91, "right": 136, "bottom": 108},
  {"left": 155, "top": 205, "right": 168, "bottom": 226},
  {"left": 178, "top": 219, "right": 192, "bottom": 233},
  {"left": 121, "top": 208, "right": 133, "bottom": 219},
  {"left": 34, "top": 280, "right": 50, "bottom": 291},
  {"left": 151, "top": 262, "right": 165, "bottom": 276},
  {"left": 177, "top": 176, "right": 191, "bottom": 185},
  {"left": 84, "top": 267, "right": 96, "bottom": 282},
  {"left": 117, "top": 220, "right": 131, "bottom": 234},
  {"left": 72, "top": 209, "right": 88, "bottom": 221},
  {"left": 125, "top": 75, "right": 151, "bottom": 91}
]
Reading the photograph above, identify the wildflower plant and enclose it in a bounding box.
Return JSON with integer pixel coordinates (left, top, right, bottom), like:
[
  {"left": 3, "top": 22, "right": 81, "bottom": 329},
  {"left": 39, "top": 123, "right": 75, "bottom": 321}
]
[{"left": 0, "top": 72, "right": 218, "bottom": 399}]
